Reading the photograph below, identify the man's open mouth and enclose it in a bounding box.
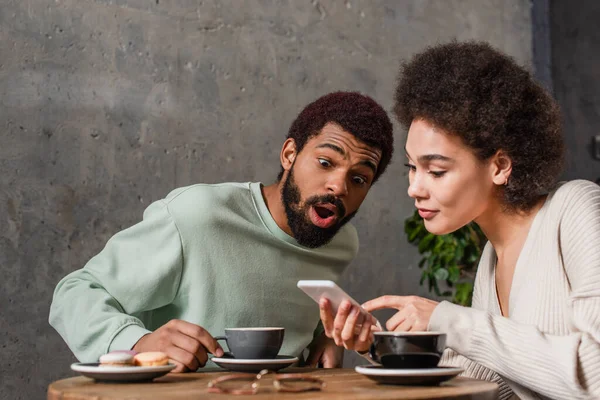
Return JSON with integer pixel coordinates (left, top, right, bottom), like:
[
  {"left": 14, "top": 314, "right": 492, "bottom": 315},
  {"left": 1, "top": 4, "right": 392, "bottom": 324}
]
[{"left": 309, "top": 203, "right": 339, "bottom": 229}]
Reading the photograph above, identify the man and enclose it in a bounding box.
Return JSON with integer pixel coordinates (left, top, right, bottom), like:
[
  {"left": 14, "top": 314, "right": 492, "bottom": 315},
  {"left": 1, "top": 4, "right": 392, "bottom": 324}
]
[{"left": 49, "top": 91, "right": 394, "bottom": 372}]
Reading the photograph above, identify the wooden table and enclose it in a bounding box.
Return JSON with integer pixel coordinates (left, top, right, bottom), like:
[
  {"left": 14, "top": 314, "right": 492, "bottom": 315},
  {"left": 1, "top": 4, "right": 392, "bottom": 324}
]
[{"left": 48, "top": 368, "right": 498, "bottom": 399}]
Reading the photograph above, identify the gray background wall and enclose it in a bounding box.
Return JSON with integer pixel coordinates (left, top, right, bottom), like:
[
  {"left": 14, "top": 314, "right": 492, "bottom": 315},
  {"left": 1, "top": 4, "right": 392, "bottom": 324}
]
[
  {"left": 550, "top": 0, "right": 600, "bottom": 183},
  {"left": 0, "top": 1, "right": 594, "bottom": 399}
]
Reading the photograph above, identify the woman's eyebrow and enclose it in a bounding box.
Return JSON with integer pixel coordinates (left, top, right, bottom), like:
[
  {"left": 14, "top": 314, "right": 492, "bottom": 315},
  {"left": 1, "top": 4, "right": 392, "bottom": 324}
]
[
  {"left": 405, "top": 147, "right": 453, "bottom": 163},
  {"left": 417, "top": 154, "right": 454, "bottom": 163}
]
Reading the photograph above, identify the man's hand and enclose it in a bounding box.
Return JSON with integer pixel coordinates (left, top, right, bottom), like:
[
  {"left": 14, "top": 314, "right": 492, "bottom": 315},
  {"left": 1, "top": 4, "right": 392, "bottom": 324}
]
[
  {"left": 305, "top": 333, "right": 344, "bottom": 368},
  {"left": 132, "top": 319, "right": 224, "bottom": 373},
  {"left": 319, "top": 298, "right": 377, "bottom": 352},
  {"left": 362, "top": 295, "right": 439, "bottom": 332}
]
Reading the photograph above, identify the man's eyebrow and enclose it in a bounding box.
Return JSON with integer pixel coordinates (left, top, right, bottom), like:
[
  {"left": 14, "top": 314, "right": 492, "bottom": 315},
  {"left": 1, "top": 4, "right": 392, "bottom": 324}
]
[
  {"left": 317, "top": 143, "right": 378, "bottom": 174},
  {"left": 316, "top": 143, "right": 346, "bottom": 156},
  {"left": 360, "top": 160, "right": 378, "bottom": 175}
]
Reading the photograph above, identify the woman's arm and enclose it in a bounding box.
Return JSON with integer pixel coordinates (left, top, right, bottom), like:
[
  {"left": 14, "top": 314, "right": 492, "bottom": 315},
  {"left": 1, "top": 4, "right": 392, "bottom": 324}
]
[
  {"left": 439, "top": 349, "right": 516, "bottom": 399},
  {"left": 430, "top": 181, "right": 600, "bottom": 400},
  {"left": 437, "top": 253, "right": 516, "bottom": 399}
]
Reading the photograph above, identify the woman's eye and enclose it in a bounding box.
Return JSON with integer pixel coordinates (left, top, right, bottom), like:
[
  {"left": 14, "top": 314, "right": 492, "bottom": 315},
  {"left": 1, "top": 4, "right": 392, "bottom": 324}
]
[
  {"left": 318, "top": 158, "right": 331, "bottom": 168},
  {"left": 404, "top": 163, "right": 416, "bottom": 172},
  {"left": 404, "top": 163, "right": 445, "bottom": 178}
]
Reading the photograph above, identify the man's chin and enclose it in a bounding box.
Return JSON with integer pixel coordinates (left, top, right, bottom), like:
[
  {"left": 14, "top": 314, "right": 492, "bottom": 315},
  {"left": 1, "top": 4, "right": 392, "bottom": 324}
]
[{"left": 292, "top": 225, "right": 339, "bottom": 248}]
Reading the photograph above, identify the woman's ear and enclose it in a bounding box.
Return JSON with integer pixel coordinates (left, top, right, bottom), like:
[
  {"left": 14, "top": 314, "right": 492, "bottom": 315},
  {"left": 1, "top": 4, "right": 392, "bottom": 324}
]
[
  {"left": 491, "top": 150, "right": 513, "bottom": 186},
  {"left": 280, "top": 138, "right": 297, "bottom": 172}
]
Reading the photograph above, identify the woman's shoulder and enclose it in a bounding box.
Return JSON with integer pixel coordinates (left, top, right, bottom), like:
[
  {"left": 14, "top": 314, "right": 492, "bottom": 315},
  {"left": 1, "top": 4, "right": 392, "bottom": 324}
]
[
  {"left": 549, "top": 181, "right": 600, "bottom": 288},
  {"left": 546, "top": 179, "right": 599, "bottom": 213},
  {"left": 553, "top": 179, "right": 599, "bottom": 196},
  {"left": 542, "top": 180, "right": 600, "bottom": 243}
]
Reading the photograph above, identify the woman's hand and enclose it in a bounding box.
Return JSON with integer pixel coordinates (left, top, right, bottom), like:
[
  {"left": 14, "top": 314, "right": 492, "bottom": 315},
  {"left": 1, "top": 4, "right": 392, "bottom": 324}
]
[{"left": 362, "top": 295, "right": 439, "bottom": 332}]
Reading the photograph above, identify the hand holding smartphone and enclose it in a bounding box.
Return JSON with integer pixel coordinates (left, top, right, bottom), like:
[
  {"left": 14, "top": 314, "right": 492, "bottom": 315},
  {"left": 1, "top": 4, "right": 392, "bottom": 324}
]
[{"left": 297, "top": 280, "right": 383, "bottom": 331}]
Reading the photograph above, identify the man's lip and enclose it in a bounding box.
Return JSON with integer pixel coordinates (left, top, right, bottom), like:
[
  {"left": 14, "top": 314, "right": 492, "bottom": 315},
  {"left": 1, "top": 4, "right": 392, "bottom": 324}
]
[
  {"left": 309, "top": 205, "right": 339, "bottom": 228},
  {"left": 315, "top": 202, "right": 339, "bottom": 216}
]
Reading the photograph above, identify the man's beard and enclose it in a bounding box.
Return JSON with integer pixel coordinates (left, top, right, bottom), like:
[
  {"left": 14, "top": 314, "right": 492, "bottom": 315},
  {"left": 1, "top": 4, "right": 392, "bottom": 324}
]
[{"left": 281, "top": 166, "right": 357, "bottom": 248}]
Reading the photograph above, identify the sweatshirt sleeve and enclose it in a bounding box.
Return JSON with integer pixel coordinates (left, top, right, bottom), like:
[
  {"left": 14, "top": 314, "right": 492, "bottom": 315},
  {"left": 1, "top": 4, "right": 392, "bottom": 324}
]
[
  {"left": 429, "top": 181, "right": 600, "bottom": 400},
  {"left": 49, "top": 199, "right": 184, "bottom": 362}
]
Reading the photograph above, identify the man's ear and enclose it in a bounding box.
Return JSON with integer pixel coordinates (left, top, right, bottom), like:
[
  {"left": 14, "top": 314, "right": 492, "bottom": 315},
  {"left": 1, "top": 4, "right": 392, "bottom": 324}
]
[
  {"left": 280, "top": 138, "right": 297, "bottom": 172},
  {"left": 490, "top": 149, "right": 513, "bottom": 186}
]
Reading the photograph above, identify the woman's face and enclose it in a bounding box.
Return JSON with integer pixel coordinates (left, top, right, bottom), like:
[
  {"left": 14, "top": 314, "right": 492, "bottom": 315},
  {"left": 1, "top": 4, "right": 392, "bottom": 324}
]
[{"left": 405, "top": 119, "right": 497, "bottom": 235}]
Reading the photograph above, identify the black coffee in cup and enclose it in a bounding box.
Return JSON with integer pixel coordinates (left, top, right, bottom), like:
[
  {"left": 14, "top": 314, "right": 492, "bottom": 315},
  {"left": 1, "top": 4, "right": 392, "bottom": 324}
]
[
  {"left": 369, "top": 332, "right": 446, "bottom": 368},
  {"left": 215, "top": 327, "right": 284, "bottom": 359}
]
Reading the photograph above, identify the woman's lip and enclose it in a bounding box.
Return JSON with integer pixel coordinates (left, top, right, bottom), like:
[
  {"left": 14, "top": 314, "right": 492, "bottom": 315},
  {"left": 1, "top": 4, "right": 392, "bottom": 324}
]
[{"left": 418, "top": 209, "right": 439, "bottom": 219}]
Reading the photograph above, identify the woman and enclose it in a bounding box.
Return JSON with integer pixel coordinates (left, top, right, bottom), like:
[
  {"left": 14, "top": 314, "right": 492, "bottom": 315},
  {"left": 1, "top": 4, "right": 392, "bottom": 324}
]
[{"left": 319, "top": 41, "right": 600, "bottom": 400}]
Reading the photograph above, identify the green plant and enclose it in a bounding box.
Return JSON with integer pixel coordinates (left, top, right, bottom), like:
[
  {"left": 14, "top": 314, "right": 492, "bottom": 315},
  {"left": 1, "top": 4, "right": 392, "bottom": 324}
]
[{"left": 404, "top": 210, "right": 487, "bottom": 306}]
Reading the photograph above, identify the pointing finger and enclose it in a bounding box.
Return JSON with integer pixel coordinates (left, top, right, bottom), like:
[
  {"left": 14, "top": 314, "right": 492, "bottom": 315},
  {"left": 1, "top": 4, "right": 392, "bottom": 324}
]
[{"left": 362, "top": 295, "right": 408, "bottom": 312}]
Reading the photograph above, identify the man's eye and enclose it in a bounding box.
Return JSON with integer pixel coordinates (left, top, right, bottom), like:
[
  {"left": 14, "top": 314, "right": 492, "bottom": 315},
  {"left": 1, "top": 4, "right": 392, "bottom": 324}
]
[
  {"left": 404, "top": 163, "right": 416, "bottom": 172},
  {"left": 353, "top": 176, "right": 367, "bottom": 185},
  {"left": 430, "top": 171, "right": 447, "bottom": 178},
  {"left": 318, "top": 159, "right": 331, "bottom": 168}
]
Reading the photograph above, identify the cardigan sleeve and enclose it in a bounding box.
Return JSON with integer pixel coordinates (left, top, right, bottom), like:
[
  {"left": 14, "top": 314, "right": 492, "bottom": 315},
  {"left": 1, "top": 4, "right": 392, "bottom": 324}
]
[
  {"left": 439, "top": 349, "right": 517, "bottom": 399},
  {"left": 429, "top": 180, "right": 600, "bottom": 400},
  {"left": 437, "top": 252, "right": 516, "bottom": 400}
]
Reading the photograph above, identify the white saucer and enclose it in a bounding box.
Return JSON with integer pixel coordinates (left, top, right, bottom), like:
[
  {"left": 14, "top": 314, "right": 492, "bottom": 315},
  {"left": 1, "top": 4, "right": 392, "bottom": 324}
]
[
  {"left": 71, "top": 362, "right": 175, "bottom": 382},
  {"left": 211, "top": 354, "right": 299, "bottom": 373},
  {"left": 355, "top": 365, "right": 464, "bottom": 385}
]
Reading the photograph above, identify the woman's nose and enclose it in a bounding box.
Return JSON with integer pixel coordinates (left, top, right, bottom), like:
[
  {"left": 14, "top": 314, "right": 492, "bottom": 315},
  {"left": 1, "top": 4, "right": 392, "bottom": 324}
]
[{"left": 407, "top": 175, "right": 425, "bottom": 199}]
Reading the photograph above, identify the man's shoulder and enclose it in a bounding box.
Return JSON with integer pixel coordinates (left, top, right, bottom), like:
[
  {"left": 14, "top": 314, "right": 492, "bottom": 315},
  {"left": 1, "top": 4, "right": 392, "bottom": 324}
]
[
  {"left": 148, "top": 182, "right": 256, "bottom": 224},
  {"left": 164, "top": 182, "right": 251, "bottom": 202},
  {"left": 337, "top": 222, "right": 358, "bottom": 242},
  {"left": 327, "top": 222, "right": 359, "bottom": 257}
]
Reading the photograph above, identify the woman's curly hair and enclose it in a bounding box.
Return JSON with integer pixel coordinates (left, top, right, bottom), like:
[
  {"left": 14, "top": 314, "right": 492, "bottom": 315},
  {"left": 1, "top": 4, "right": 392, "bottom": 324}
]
[
  {"left": 279, "top": 91, "right": 394, "bottom": 184},
  {"left": 394, "top": 41, "right": 564, "bottom": 211}
]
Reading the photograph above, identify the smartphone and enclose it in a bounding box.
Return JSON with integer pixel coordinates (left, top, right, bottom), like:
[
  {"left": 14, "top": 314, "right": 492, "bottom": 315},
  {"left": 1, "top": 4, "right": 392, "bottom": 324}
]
[{"left": 297, "top": 280, "right": 382, "bottom": 330}]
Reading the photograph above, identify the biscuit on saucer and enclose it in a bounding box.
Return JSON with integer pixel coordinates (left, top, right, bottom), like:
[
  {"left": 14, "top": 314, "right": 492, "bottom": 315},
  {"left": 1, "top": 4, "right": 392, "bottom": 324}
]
[
  {"left": 134, "top": 351, "right": 169, "bottom": 366},
  {"left": 99, "top": 352, "right": 135, "bottom": 367}
]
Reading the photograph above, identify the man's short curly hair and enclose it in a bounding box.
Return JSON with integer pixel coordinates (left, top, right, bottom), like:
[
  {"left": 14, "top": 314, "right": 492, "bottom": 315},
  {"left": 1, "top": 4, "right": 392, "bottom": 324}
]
[
  {"left": 394, "top": 41, "right": 564, "bottom": 211},
  {"left": 278, "top": 91, "right": 394, "bottom": 184}
]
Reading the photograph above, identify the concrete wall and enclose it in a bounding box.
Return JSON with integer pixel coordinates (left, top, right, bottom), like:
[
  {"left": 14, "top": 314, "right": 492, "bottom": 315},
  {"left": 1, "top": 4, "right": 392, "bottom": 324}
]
[
  {"left": 550, "top": 0, "right": 600, "bottom": 183},
  {"left": 0, "top": 1, "right": 533, "bottom": 398}
]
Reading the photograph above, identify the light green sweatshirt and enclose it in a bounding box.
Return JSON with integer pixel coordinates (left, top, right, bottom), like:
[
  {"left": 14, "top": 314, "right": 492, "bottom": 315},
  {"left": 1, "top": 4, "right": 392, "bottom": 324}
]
[{"left": 49, "top": 182, "right": 358, "bottom": 364}]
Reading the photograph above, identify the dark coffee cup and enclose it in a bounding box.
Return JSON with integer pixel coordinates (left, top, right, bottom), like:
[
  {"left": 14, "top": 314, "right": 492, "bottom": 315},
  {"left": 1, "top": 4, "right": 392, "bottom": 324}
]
[
  {"left": 369, "top": 331, "right": 446, "bottom": 368},
  {"left": 214, "top": 327, "right": 285, "bottom": 359}
]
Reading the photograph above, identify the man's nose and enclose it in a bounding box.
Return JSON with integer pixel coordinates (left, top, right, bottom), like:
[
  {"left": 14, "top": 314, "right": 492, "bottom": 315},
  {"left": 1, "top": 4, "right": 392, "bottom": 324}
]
[{"left": 326, "top": 172, "right": 348, "bottom": 197}]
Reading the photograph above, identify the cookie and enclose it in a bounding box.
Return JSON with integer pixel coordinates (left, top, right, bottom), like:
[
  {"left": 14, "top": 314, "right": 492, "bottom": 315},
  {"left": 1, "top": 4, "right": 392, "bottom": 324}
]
[
  {"left": 99, "top": 352, "right": 135, "bottom": 367},
  {"left": 109, "top": 350, "right": 138, "bottom": 356},
  {"left": 134, "top": 351, "right": 169, "bottom": 366}
]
